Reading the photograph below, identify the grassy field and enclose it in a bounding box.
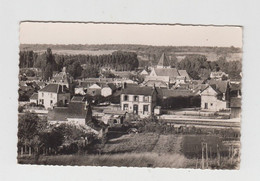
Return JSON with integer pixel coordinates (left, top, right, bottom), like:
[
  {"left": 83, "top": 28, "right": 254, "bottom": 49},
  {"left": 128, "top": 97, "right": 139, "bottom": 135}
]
[
  {"left": 18, "top": 133, "right": 240, "bottom": 169},
  {"left": 18, "top": 153, "right": 188, "bottom": 168}
]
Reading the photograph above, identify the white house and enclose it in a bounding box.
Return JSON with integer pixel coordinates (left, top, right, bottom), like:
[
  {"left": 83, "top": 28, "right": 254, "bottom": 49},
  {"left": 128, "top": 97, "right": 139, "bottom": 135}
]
[
  {"left": 210, "top": 71, "right": 228, "bottom": 81},
  {"left": 38, "top": 84, "right": 70, "bottom": 109},
  {"left": 200, "top": 80, "right": 230, "bottom": 111},
  {"left": 101, "top": 83, "right": 116, "bottom": 97},
  {"left": 120, "top": 85, "right": 157, "bottom": 118},
  {"left": 86, "top": 83, "right": 102, "bottom": 96}
]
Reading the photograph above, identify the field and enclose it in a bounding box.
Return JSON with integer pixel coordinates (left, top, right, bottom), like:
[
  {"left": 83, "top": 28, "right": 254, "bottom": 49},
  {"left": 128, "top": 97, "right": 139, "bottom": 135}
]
[{"left": 18, "top": 133, "right": 240, "bottom": 169}]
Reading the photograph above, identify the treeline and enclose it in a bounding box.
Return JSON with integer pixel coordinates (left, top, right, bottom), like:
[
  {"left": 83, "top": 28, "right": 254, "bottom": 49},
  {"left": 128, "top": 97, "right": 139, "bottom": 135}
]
[
  {"left": 177, "top": 55, "right": 242, "bottom": 80},
  {"left": 19, "top": 50, "right": 139, "bottom": 74}
]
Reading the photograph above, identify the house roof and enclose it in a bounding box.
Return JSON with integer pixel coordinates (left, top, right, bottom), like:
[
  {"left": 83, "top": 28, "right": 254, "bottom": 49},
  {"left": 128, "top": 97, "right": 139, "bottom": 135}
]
[
  {"left": 178, "top": 70, "right": 190, "bottom": 80},
  {"left": 143, "top": 80, "right": 168, "bottom": 88},
  {"left": 122, "top": 86, "right": 156, "bottom": 96},
  {"left": 48, "top": 102, "right": 87, "bottom": 121},
  {"left": 230, "top": 97, "right": 241, "bottom": 108},
  {"left": 210, "top": 71, "right": 226, "bottom": 77},
  {"left": 52, "top": 71, "right": 72, "bottom": 84},
  {"left": 39, "top": 84, "right": 69, "bottom": 93},
  {"left": 157, "top": 88, "right": 194, "bottom": 98},
  {"left": 30, "top": 93, "right": 38, "bottom": 100},
  {"left": 88, "top": 83, "right": 101, "bottom": 89},
  {"left": 140, "top": 69, "right": 149, "bottom": 75},
  {"left": 154, "top": 68, "right": 179, "bottom": 78},
  {"left": 157, "top": 53, "right": 170, "bottom": 67},
  {"left": 71, "top": 95, "right": 85, "bottom": 102},
  {"left": 106, "top": 83, "right": 117, "bottom": 91},
  {"left": 208, "top": 80, "right": 229, "bottom": 94},
  {"left": 36, "top": 81, "right": 46, "bottom": 87}
]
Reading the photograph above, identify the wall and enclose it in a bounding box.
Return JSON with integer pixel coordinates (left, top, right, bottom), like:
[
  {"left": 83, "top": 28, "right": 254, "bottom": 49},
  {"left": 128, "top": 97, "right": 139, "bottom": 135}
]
[
  {"left": 38, "top": 91, "right": 58, "bottom": 109},
  {"left": 57, "top": 93, "right": 71, "bottom": 106},
  {"left": 121, "top": 94, "right": 152, "bottom": 118},
  {"left": 87, "top": 88, "right": 101, "bottom": 96},
  {"left": 201, "top": 87, "right": 228, "bottom": 111},
  {"left": 101, "top": 87, "right": 112, "bottom": 97}
]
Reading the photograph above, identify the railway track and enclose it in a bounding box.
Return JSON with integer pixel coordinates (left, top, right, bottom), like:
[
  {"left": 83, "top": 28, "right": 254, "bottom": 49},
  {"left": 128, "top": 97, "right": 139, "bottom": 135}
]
[{"left": 159, "top": 116, "right": 240, "bottom": 129}]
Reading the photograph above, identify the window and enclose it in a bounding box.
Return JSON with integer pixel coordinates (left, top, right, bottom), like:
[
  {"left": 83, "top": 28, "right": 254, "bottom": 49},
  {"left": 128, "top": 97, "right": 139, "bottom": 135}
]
[
  {"left": 41, "top": 99, "right": 44, "bottom": 105},
  {"left": 134, "top": 96, "right": 139, "bottom": 102},
  {"left": 123, "top": 104, "right": 128, "bottom": 110},
  {"left": 143, "top": 105, "right": 149, "bottom": 113},
  {"left": 50, "top": 100, "right": 53, "bottom": 104},
  {"left": 211, "top": 103, "right": 213, "bottom": 106},
  {"left": 113, "top": 119, "right": 118, "bottom": 124},
  {"left": 205, "top": 103, "right": 208, "bottom": 109},
  {"left": 144, "top": 96, "right": 149, "bottom": 102},
  {"left": 124, "top": 95, "right": 128, "bottom": 101}
]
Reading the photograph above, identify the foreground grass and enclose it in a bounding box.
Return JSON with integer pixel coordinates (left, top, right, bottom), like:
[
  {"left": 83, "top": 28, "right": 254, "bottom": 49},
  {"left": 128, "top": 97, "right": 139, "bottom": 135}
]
[{"left": 18, "top": 153, "right": 188, "bottom": 168}]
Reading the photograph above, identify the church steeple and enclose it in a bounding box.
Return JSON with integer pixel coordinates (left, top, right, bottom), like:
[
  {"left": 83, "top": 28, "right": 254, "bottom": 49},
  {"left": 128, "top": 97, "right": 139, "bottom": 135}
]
[{"left": 157, "top": 53, "right": 170, "bottom": 68}]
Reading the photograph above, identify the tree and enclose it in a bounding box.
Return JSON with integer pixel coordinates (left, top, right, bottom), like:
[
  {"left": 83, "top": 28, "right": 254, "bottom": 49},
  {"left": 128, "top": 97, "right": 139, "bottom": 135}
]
[
  {"left": 42, "top": 48, "right": 56, "bottom": 81},
  {"left": 81, "top": 66, "right": 99, "bottom": 78},
  {"left": 18, "top": 113, "right": 40, "bottom": 155},
  {"left": 67, "top": 61, "right": 83, "bottom": 79}
]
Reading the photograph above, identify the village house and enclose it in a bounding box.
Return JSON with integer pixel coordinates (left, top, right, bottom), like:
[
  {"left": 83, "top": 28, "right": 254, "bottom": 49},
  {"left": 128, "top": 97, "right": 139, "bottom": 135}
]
[
  {"left": 38, "top": 83, "right": 71, "bottom": 109},
  {"left": 101, "top": 83, "right": 117, "bottom": 97},
  {"left": 102, "top": 109, "right": 126, "bottom": 126},
  {"left": 120, "top": 85, "right": 157, "bottom": 118},
  {"left": 145, "top": 53, "right": 190, "bottom": 85},
  {"left": 143, "top": 79, "right": 168, "bottom": 88},
  {"left": 140, "top": 69, "right": 149, "bottom": 76},
  {"left": 86, "top": 83, "right": 102, "bottom": 96},
  {"left": 50, "top": 67, "right": 73, "bottom": 88},
  {"left": 200, "top": 80, "right": 230, "bottom": 111},
  {"left": 75, "top": 79, "right": 117, "bottom": 96},
  {"left": 210, "top": 71, "right": 229, "bottom": 81}
]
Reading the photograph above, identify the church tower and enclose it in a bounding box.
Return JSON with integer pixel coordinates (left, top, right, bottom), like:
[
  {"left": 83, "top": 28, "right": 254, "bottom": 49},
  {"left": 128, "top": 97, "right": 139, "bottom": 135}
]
[{"left": 156, "top": 53, "right": 171, "bottom": 68}]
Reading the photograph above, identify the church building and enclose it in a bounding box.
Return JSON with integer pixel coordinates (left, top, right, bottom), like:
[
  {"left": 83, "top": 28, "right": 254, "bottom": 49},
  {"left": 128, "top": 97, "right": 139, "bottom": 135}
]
[{"left": 144, "top": 53, "right": 190, "bottom": 87}]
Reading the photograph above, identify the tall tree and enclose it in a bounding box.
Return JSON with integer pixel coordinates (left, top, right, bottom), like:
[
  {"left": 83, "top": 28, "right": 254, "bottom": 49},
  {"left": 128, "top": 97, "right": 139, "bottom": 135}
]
[{"left": 42, "top": 48, "right": 56, "bottom": 81}]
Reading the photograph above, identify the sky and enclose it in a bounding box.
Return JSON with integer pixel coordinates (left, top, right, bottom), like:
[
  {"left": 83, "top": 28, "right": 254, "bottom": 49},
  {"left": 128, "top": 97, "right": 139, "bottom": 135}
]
[{"left": 20, "top": 22, "right": 243, "bottom": 47}]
